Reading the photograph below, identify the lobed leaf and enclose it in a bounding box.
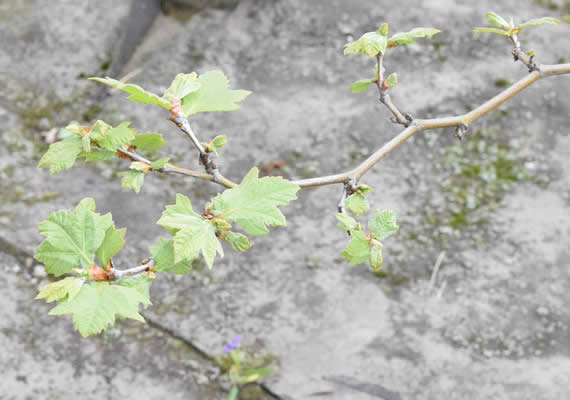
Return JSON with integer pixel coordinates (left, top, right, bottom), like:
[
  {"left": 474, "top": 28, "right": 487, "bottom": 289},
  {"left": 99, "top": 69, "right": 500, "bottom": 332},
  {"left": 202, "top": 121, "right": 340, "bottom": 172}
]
[
  {"left": 89, "top": 77, "right": 172, "bottom": 109},
  {"left": 157, "top": 194, "right": 202, "bottom": 234},
  {"left": 35, "top": 199, "right": 113, "bottom": 276},
  {"left": 79, "top": 148, "right": 116, "bottom": 162},
  {"left": 151, "top": 237, "right": 194, "bottom": 274},
  {"left": 92, "top": 122, "right": 136, "bottom": 152},
  {"left": 181, "top": 70, "right": 251, "bottom": 116},
  {"left": 349, "top": 79, "right": 373, "bottom": 93},
  {"left": 49, "top": 281, "right": 150, "bottom": 337},
  {"left": 172, "top": 218, "right": 223, "bottom": 268},
  {"left": 369, "top": 209, "right": 399, "bottom": 240},
  {"left": 163, "top": 72, "right": 200, "bottom": 101},
  {"left": 210, "top": 167, "right": 300, "bottom": 236},
  {"left": 517, "top": 17, "right": 560, "bottom": 29},
  {"left": 344, "top": 31, "right": 388, "bottom": 58},
  {"left": 36, "top": 277, "right": 84, "bottom": 303},
  {"left": 38, "top": 135, "right": 83, "bottom": 174}
]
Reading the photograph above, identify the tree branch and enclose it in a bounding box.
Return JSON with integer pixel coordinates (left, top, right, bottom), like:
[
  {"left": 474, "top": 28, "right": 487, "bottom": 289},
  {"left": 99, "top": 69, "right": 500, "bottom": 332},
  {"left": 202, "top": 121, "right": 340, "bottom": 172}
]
[
  {"left": 127, "top": 63, "right": 568, "bottom": 190},
  {"left": 109, "top": 259, "right": 154, "bottom": 280}
]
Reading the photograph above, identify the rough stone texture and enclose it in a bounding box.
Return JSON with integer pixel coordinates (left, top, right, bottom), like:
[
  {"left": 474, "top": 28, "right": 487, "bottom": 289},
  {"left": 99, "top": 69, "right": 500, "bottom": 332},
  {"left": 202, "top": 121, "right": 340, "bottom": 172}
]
[{"left": 1, "top": 0, "right": 569, "bottom": 399}]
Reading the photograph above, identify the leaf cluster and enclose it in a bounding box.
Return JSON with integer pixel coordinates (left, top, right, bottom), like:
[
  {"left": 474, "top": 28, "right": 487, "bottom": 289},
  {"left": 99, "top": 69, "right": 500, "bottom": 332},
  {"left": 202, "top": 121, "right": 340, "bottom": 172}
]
[
  {"left": 473, "top": 12, "right": 560, "bottom": 36},
  {"left": 90, "top": 70, "right": 250, "bottom": 116}
]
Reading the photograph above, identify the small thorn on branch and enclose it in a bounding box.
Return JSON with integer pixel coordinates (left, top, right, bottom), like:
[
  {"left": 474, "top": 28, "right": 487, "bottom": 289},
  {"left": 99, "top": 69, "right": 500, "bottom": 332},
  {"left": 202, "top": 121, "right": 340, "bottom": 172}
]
[{"left": 455, "top": 123, "right": 469, "bottom": 140}]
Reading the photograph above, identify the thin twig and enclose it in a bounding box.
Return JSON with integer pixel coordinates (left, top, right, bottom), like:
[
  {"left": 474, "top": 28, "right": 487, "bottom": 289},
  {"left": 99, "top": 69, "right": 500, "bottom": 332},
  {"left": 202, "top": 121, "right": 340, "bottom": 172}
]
[
  {"left": 429, "top": 251, "right": 446, "bottom": 290},
  {"left": 109, "top": 259, "right": 154, "bottom": 280},
  {"left": 510, "top": 34, "right": 539, "bottom": 72},
  {"left": 119, "top": 63, "right": 568, "bottom": 190}
]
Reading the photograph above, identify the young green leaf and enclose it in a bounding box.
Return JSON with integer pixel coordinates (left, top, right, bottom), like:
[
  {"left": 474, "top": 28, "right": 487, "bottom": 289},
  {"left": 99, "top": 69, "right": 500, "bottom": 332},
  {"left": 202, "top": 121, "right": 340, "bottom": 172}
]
[
  {"left": 36, "top": 277, "right": 84, "bottom": 303},
  {"left": 349, "top": 79, "right": 373, "bottom": 93},
  {"left": 385, "top": 73, "right": 398, "bottom": 88},
  {"left": 150, "top": 157, "right": 170, "bottom": 169},
  {"left": 151, "top": 237, "right": 193, "bottom": 274},
  {"left": 344, "top": 31, "right": 388, "bottom": 57},
  {"left": 336, "top": 213, "right": 358, "bottom": 231},
  {"left": 79, "top": 148, "right": 116, "bottom": 162},
  {"left": 388, "top": 27, "right": 441, "bottom": 47},
  {"left": 93, "top": 122, "right": 136, "bottom": 152},
  {"left": 48, "top": 281, "right": 150, "bottom": 337},
  {"left": 181, "top": 70, "right": 251, "bottom": 116},
  {"left": 484, "top": 12, "right": 511, "bottom": 28},
  {"left": 131, "top": 133, "right": 167, "bottom": 150},
  {"left": 157, "top": 194, "right": 202, "bottom": 234},
  {"left": 368, "top": 240, "right": 383, "bottom": 270},
  {"left": 377, "top": 23, "right": 389, "bottom": 36},
  {"left": 35, "top": 200, "right": 112, "bottom": 276},
  {"left": 369, "top": 209, "right": 399, "bottom": 240},
  {"left": 81, "top": 135, "right": 91, "bottom": 152},
  {"left": 38, "top": 135, "right": 83, "bottom": 174},
  {"left": 345, "top": 193, "right": 369, "bottom": 216},
  {"left": 517, "top": 17, "right": 560, "bottom": 29},
  {"left": 472, "top": 27, "right": 510, "bottom": 36},
  {"left": 340, "top": 230, "right": 370, "bottom": 267},
  {"left": 119, "top": 170, "right": 145, "bottom": 193},
  {"left": 223, "top": 231, "right": 251, "bottom": 252},
  {"left": 96, "top": 226, "right": 126, "bottom": 268},
  {"left": 172, "top": 218, "right": 223, "bottom": 268},
  {"left": 89, "top": 77, "right": 172, "bottom": 109},
  {"left": 163, "top": 72, "right": 201, "bottom": 101},
  {"left": 210, "top": 167, "right": 300, "bottom": 236},
  {"left": 157, "top": 194, "right": 223, "bottom": 268},
  {"left": 116, "top": 274, "right": 152, "bottom": 302}
]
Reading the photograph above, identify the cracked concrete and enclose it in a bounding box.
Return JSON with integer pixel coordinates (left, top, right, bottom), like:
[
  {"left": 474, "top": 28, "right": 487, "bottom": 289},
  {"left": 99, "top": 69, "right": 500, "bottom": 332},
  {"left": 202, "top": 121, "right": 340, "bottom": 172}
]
[{"left": 1, "top": 0, "right": 570, "bottom": 399}]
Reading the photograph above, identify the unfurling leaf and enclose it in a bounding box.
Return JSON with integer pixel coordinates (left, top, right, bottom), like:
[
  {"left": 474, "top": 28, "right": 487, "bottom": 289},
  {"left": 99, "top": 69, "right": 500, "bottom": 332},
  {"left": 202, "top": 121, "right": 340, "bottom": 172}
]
[
  {"left": 388, "top": 27, "right": 441, "bottom": 47},
  {"left": 349, "top": 79, "right": 373, "bottom": 93},
  {"left": 48, "top": 281, "right": 150, "bottom": 337},
  {"left": 472, "top": 27, "right": 510, "bottom": 36},
  {"left": 150, "top": 157, "right": 170, "bottom": 169},
  {"left": 119, "top": 170, "right": 145, "bottom": 193},
  {"left": 181, "top": 70, "right": 251, "bottom": 116},
  {"left": 223, "top": 231, "right": 251, "bottom": 252},
  {"left": 158, "top": 194, "right": 223, "bottom": 268},
  {"left": 151, "top": 237, "right": 193, "bottom": 274},
  {"left": 385, "top": 73, "right": 398, "bottom": 88},
  {"left": 377, "top": 23, "right": 389, "bottom": 36},
  {"left": 92, "top": 122, "right": 136, "bottom": 151},
  {"left": 340, "top": 230, "right": 370, "bottom": 267},
  {"left": 356, "top": 184, "right": 372, "bottom": 193},
  {"left": 204, "top": 135, "right": 228, "bottom": 153},
  {"left": 34, "top": 199, "right": 113, "bottom": 276},
  {"left": 336, "top": 213, "right": 358, "bottom": 231},
  {"left": 345, "top": 193, "right": 369, "bottom": 216},
  {"left": 96, "top": 226, "right": 126, "bottom": 268},
  {"left": 210, "top": 167, "right": 300, "bottom": 236},
  {"left": 368, "top": 240, "right": 383, "bottom": 270},
  {"left": 36, "top": 277, "right": 84, "bottom": 303},
  {"left": 89, "top": 77, "right": 172, "bottom": 109},
  {"left": 517, "top": 17, "right": 560, "bottom": 29},
  {"left": 131, "top": 133, "right": 167, "bottom": 150},
  {"left": 163, "top": 72, "right": 200, "bottom": 101},
  {"left": 484, "top": 12, "right": 511, "bottom": 29},
  {"left": 344, "top": 31, "right": 388, "bottom": 57},
  {"left": 369, "top": 209, "right": 399, "bottom": 240},
  {"left": 38, "top": 135, "right": 83, "bottom": 174}
]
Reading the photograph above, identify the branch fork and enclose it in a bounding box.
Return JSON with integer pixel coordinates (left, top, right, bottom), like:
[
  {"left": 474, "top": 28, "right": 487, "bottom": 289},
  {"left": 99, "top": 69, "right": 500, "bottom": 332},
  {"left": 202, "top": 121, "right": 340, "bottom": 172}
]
[{"left": 510, "top": 34, "right": 539, "bottom": 73}]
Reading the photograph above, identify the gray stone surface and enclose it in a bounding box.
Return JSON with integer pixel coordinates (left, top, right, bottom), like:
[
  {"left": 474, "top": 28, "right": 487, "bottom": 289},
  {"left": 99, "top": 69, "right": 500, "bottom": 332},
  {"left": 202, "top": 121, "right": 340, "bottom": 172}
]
[{"left": 1, "top": 0, "right": 569, "bottom": 399}]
